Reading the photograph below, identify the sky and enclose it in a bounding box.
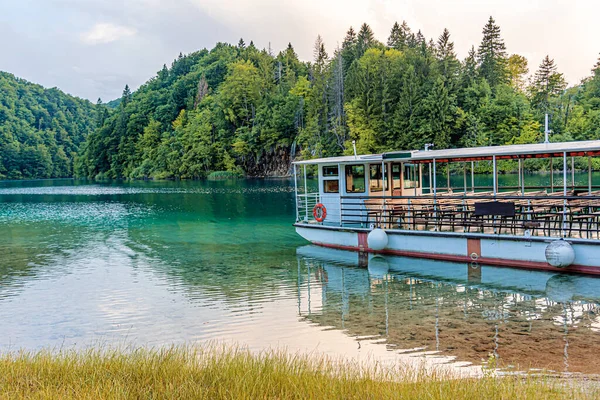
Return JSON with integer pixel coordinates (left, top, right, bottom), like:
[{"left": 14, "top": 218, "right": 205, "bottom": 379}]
[{"left": 1, "top": 0, "right": 599, "bottom": 102}]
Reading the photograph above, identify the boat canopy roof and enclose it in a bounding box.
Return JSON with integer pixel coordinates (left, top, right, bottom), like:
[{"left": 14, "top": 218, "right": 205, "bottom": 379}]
[
  {"left": 292, "top": 154, "right": 385, "bottom": 165},
  {"left": 399, "top": 140, "right": 600, "bottom": 163},
  {"left": 292, "top": 140, "right": 600, "bottom": 166}
]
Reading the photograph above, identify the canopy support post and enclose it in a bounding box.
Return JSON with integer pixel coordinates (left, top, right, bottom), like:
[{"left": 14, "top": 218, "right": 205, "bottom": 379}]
[
  {"left": 433, "top": 159, "right": 437, "bottom": 231},
  {"left": 463, "top": 163, "right": 467, "bottom": 193},
  {"left": 471, "top": 161, "right": 475, "bottom": 191},
  {"left": 492, "top": 155, "right": 497, "bottom": 196},
  {"left": 589, "top": 156, "right": 592, "bottom": 194},
  {"left": 418, "top": 164, "right": 422, "bottom": 196},
  {"left": 429, "top": 163, "right": 433, "bottom": 194},
  {"left": 571, "top": 156, "right": 575, "bottom": 191},
  {"left": 446, "top": 163, "right": 451, "bottom": 192},
  {"left": 433, "top": 159, "right": 437, "bottom": 196},
  {"left": 519, "top": 159, "right": 524, "bottom": 195},
  {"left": 338, "top": 163, "right": 342, "bottom": 226},
  {"left": 562, "top": 152, "right": 567, "bottom": 238},
  {"left": 550, "top": 158, "right": 554, "bottom": 193},
  {"left": 382, "top": 161, "right": 386, "bottom": 199},
  {"left": 303, "top": 165, "right": 308, "bottom": 222},
  {"left": 293, "top": 164, "right": 299, "bottom": 222}
]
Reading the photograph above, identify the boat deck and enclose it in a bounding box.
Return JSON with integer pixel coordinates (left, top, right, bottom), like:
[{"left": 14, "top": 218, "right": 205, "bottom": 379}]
[{"left": 301, "top": 191, "right": 600, "bottom": 240}]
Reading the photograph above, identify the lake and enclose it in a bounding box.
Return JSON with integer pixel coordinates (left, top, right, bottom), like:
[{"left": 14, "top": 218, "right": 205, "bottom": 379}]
[{"left": 1, "top": 178, "right": 600, "bottom": 375}]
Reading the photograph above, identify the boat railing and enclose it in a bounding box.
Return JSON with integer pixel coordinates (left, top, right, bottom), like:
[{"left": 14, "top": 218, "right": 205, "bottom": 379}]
[
  {"left": 297, "top": 192, "right": 320, "bottom": 222},
  {"left": 338, "top": 193, "right": 600, "bottom": 240}
]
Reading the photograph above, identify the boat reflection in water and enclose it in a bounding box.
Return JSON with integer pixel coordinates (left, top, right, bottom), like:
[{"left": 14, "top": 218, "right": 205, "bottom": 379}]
[{"left": 296, "top": 245, "right": 600, "bottom": 374}]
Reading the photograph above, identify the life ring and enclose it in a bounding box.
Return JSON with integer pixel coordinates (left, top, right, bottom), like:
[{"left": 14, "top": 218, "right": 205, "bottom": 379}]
[{"left": 313, "top": 203, "right": 327, "bottom": 222}]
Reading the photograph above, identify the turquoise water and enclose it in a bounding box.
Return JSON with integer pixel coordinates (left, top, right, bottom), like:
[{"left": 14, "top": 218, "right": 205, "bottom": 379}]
[{"left": 1, "top": 179, "right": 600, "bottom": 374}]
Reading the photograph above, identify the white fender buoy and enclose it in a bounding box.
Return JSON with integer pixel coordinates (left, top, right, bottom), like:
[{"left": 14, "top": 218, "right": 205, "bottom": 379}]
[
  {"left": 367, "top": 228, "right": 388, "bottom": 251},
  {"left": 368, "top": 255, "right": 389, "bottom": 278},
  {"left": 545, "top": 240, "right": 575, "bottom": 268}
]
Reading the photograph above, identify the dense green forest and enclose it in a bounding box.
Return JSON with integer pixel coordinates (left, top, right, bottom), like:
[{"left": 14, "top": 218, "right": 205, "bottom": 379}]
[
  {"left": 7, "top": 17, "right": 599, "bottom": 180},
  {"left": 0, "top": 72, "right": 96, "bottom": 179},
  {"left": 76, "top": 17, "right": 600, "bottom": 179}
]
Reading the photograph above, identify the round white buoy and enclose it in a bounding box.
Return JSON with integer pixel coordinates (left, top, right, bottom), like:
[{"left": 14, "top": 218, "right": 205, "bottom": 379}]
[
  {"left": 368, "top": 255, "right": 389, "bottom": 278},
  {"left": 545, "top": 240, "right": 575, "bottom": 268},
  {"left": 367, "top": 228, "right": 388, "bottom": 251}
]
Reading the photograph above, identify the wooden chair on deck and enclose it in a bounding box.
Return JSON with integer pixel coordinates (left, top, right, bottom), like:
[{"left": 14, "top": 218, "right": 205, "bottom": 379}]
[{"left": 363, "top": 198, "right": 386, "bottom": 228}]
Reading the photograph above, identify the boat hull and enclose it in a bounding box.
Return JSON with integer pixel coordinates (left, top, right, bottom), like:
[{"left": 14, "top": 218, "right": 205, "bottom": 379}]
[{"left": 294, "top": 224, "right": 600, "bottom": 275}]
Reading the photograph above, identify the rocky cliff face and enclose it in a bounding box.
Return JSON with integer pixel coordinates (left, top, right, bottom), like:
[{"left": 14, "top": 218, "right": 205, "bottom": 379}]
[{"left": 242, "top": 146, "right": 292, "bottom": 177}]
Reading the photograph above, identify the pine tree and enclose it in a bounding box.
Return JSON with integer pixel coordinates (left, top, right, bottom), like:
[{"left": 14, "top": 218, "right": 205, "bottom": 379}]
[
  {"left": 157, "top": 64, "right": 169, "bottom": 82},
  {"left": 356, "top": 23, "right": 375, "bottom": 58},
  {"left": 313, "top": 35, "right": 328, "bottom": 74},
  {"left": 237, "top": 38, "right": 246, "bottom": 49},
  {"left": 463, "top": 46, "right": 477, "bottom": 83},
  {"left": 95, "top": 98, "right": 106, "bottom": 128},
  {"left": 436, "top": 28, "right": 459, "bottom": 84},
  {"left": 477, "top": 16, "right": 508, "bottom": 86},
  {"left": 436, "top": 29, "right": 454, "bottom": 59},
  {"left": 415, "top": 30, "right": 425, "bottom": 46},
  {"left": 341, "top": 27, "right": 357, "bottom": 73},
  {"left": 387, "top": 22, "right": 402, "bottom": 49},
  {"left": 400, "top": 21, "right": 414, "bottom": 48},
  {"left": 529, "top": 55, "right": 566, "bottom": 110},
  {"left": 121, "top": 85, "right": 132, "bottom": 107}
]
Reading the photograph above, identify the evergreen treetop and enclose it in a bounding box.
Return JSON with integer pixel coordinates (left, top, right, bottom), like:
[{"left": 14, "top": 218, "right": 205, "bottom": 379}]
[{"left": 477, "top": 16, "right": 508, "bottom": 86}]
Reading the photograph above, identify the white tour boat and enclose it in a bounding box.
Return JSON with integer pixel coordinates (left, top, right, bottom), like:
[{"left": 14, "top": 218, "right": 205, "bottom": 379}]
[{"left": 293, "top": 140, "right": 600, "bottom": 275}]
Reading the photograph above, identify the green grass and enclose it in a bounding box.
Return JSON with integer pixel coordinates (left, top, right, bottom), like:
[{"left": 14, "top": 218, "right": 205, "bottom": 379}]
[
  {"left": 0, "top": 345, "right": 594, "bottom": 399},
  {"left": 207, "top": 170, "right": 244, "bottom": 180}
]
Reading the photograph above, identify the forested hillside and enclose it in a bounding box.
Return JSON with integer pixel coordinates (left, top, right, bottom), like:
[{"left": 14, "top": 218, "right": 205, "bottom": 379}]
[
  {"left": 0, "top": 72, "right": 96, "bottom": 179},
  {"left": 77, "top": 17, "right": 600, "bottom": 179}
]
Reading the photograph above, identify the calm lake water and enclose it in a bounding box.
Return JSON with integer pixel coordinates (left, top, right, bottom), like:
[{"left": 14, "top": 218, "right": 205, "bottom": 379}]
[{"left": 1, "top": 178, "right": 600, "bottom": 375}]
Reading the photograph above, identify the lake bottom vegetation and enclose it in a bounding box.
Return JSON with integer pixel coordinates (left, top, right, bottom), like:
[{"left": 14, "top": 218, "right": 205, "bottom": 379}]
[{"left": 0, "top": 345, "right": 596, "bottom": 399}]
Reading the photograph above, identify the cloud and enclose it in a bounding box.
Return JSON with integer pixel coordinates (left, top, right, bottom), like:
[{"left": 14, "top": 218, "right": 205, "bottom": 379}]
[
  {"left": 2, "top": 0, "right": 600, "bottom": 101},
  {"left": 81, "top": 23, "right": 137, "bottom": 45}
]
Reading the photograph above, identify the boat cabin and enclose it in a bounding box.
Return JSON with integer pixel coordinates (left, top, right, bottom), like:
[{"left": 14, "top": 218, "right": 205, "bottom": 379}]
[{"left": 293, "top": 140, "right": 600, "bottom": 240}]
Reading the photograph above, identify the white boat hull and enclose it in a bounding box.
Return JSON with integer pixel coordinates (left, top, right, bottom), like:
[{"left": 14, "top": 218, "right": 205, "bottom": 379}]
[{"left": 295, "top": 224, "right": 600, "bottom": 275}]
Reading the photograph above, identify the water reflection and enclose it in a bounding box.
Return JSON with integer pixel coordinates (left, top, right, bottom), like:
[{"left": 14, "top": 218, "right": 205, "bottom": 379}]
[
  {"left": 296, "top": 245, "right": 600, "bottom": 374},
  {"left": 1, "top": 179, "right": 600, "bottom": 375}
]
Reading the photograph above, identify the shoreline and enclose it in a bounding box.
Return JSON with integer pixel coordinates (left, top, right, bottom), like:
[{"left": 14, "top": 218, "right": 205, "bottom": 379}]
[{"left": 0, "top": 344, "right": 596, "bottom": 399}]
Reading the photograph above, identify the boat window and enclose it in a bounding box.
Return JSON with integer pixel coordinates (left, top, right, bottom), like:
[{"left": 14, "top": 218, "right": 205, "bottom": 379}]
[
  {"left": 369, "top": 164, "right": 388, "bottom": 192},
  {"left": 322, "top": 166, "right": 338, "bottom": 177},
  {"left": 404, "top": 164, "right": 420, "bottom": 189},
  {"left": 345, "top": 165, "right": 365, "bottom": 193},
  {"left": 323, "top": 180, "right": 339, "bottom": 193},
  {"left": 322, "top": 165, "right": 339, "bottom": 193},
  {"left": 391, "top": 164, "right": 402, "bottom": 189}
]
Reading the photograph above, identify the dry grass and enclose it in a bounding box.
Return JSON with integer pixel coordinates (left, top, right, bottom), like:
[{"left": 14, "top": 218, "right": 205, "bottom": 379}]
[{"left": 0, "top": 345, "right": 595, "bottom": 399}]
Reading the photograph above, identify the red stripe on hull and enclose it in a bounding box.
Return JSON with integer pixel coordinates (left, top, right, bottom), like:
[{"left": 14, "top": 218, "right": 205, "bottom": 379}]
[{"left": 311, "top": 241, "right": 600, "bottom": 276}]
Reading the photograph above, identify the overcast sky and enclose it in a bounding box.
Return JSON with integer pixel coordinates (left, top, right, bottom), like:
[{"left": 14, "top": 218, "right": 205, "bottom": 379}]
[{"left": 1, "top": 0, "right": 599, "bottom": 102}]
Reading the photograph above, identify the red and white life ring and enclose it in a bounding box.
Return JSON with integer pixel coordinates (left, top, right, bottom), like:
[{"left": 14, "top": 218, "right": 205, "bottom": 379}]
[{"left": 312, "top": 203, "right": 327, "bottom": 222}]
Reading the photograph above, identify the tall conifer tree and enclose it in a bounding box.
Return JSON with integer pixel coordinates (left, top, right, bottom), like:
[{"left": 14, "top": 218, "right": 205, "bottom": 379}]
[
  {"left": 356, "top": 23, "right": 375, "bottom": 58},
  {"left": 387, "top": 22, "right": 402, "bottom": 49},
  {"left": 477, "top": 16, "right": 508, "bottom": 86},
  {"left": 529, "top": 55, "right": 566, "bottom": 111}
]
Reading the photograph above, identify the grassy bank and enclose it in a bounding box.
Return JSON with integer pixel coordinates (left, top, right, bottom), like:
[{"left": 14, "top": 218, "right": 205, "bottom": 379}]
[{"left": 0, "top": 345, "right": 594, "bottom": 399}]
